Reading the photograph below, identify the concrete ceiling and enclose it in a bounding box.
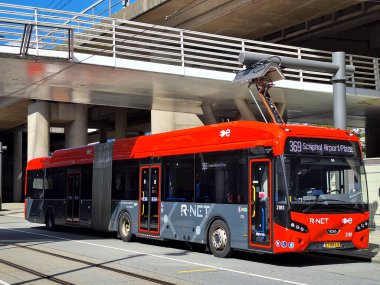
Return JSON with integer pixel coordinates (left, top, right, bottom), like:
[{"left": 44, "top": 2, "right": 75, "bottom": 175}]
[
  {"left": 124, "top": 0, "right": 358, "bottom": 36},
  {"left": 124, "top": 0, "right": 358, "bottom": 38},
  {"left": 120, "top": 0, "right": 380, "bottom": 57},
  {"left": 0, "top": 97, "right": 30, "bottom": 131}
]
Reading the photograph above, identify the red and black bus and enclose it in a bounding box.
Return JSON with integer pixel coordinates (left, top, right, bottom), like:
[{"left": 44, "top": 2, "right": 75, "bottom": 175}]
[{"left": 25, "top": 121, "right": 369, "bottom": 257}]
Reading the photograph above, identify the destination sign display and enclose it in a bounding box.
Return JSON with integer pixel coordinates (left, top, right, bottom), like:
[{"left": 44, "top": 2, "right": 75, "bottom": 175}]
[{"left": 284, "top": 138, "right": 359, "bottom": 157}]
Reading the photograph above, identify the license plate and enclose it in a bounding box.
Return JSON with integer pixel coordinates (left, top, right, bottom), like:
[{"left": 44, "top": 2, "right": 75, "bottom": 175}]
[{"left": 323, "top": 242, "right": 341, "bottom": 249}]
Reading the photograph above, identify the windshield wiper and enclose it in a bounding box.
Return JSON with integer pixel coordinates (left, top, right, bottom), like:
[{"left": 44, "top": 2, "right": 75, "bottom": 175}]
[
  {"left": 303, "top": 197, "right": 324, "bottom": 213},
  {"left": 302, "top": 198, "right": 347, "bottom": 213}
]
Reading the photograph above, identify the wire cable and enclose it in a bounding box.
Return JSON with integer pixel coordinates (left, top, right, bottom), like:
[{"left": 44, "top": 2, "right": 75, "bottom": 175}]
[
  {"left": 56, "top": 0, "right": 74, "bottom": 11},
  {"left": 44, "top": 0, "right": 61, "bottom": 9},
  {"left": 165, "top": 0, "right": 208, "bottom": 21}
]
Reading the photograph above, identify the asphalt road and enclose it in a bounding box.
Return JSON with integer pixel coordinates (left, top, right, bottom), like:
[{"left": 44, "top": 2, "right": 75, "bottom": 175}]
[{"left": 1, "top": 211, "right": 380, "bottom": 285}]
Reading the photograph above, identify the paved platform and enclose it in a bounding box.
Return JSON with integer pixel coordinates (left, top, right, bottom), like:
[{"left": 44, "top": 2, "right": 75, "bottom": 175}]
[
  {"left": 0, "top": 203, "right": 24, "bottom": 218},
  {"left": 1, "top": 203, "right": 379, "bottom": 262}
]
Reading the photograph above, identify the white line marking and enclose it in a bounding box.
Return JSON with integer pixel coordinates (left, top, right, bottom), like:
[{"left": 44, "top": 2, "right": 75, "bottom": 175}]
[
  {"left": 0, "top": 227, "right": 308, "bottom": 285},
  {"left": 0, "top": 280, "right": 10, "bottom": 285}
]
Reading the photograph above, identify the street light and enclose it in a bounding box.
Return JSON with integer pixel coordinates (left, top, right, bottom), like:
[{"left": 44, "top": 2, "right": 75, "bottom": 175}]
[{"left": 0, "top": 142, "right": 7, "bottom": 211}]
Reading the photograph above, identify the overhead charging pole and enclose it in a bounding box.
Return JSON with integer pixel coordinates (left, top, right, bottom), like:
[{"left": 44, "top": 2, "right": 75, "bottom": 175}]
[
  {"left": 236, "top": 51, "right": 354, "bottom": 130},
  {"left": 332, "top": 52, "right": 347, "bottom": 130}
]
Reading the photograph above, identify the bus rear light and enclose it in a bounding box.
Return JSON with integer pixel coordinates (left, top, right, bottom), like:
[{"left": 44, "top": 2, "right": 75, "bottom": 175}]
[
  {"left": 289, "top": 221, "right": 309, "bottom": 233},
  {"left": 355, "top": 221, "right": 369, "bottom": 232}
]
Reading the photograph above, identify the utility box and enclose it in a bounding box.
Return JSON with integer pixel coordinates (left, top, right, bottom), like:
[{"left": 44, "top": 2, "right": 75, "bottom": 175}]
[{"left": 364, "top": 158, "right": 380, "bottom": 230}]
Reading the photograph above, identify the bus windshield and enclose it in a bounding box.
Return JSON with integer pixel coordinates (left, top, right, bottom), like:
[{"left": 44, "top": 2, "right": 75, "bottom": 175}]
[{"left": 283, "top": 155, "right": 369, "bottom": 212}]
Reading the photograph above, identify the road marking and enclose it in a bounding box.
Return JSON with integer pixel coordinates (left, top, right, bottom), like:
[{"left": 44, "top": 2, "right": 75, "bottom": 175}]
[
  {"left": 1, "top": 227, "right": 309, "bottom": 285},
  {"left": 0, "top": 280, "right": 10, "bottom": 285},
  {"left": 178, "top": 268, "right": 218, "bottom": 274}
]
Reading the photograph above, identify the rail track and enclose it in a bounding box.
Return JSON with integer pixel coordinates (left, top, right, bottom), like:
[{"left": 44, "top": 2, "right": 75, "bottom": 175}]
[{"left": 1, "top": 243, "right": 177, "bottom": 285}]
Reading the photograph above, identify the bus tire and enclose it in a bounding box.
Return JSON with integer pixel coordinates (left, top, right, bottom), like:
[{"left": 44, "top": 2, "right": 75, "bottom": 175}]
[
  {"left": 45, "top": 209, "right": 55, "bottom": 231},
  {"left": 208, "top": 219, "right": 232, "bottom": 258},
  {"left": 119, "top": 212, "right": 134, "bottom": 242}
]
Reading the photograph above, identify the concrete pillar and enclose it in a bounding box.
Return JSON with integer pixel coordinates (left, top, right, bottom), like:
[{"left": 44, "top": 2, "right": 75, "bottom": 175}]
[
  {"left": 201, "top": 104, "right": 218, "bottom": 125},
  {"left": 13, "top": 130, "right": 23, "bottom": 202},
  {"left": 275, "top": 102, "right": 287, "bottom": 123},
  {"left": 275, "top": 103, "right": 286, "bottom": 117},
  {"left": 233, "top": 99, "right": 257, "bottom": 121},
  {"left": 365, "top": 112, "right": 380, "bottom": 158},
  {"left": 151, "top": 110, "right": 203, "bottom": 134},
  {"left": 151, "top": 110, "right": 175, "bottom": 134},
  {"left": 99, "top": 127, "right": 108, "bottom": 143},
  {"left": 115, "top": 108, "right": 128, "bottom": 139},
  {"left": 65, "top": 104, "right": 88, "bottom": 148},
  {"left": 28, "top": 101, "right": 50, "bottom": 161}
]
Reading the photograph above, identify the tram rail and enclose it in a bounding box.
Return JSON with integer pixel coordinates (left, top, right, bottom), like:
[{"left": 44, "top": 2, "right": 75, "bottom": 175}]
[{"left": 2, "top": 242, "right": 177, "bottom": 285}]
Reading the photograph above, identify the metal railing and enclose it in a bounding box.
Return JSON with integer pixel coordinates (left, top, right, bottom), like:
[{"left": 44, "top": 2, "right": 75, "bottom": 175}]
[{"left": 0, "top": 3, "right": 379, "bottom": 90}]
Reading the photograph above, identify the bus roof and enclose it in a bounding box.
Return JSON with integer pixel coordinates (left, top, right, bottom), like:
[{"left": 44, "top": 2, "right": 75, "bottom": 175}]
[{"left": 26, "top": 121, "right": 359, "bottom": 170}]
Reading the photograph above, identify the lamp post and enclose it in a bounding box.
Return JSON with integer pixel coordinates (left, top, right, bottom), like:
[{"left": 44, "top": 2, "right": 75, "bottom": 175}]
[{"left": 0, "top": 141, "right": 7, "bottom": 211}]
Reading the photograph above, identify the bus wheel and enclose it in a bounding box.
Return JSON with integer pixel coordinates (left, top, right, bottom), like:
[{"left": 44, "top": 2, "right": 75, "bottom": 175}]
[
  {"left": 208, "top": 220, "right": 232, "bottom": 258},
  {"left": 119, "top": 212, "right": 134, "bottom": 242},
  {"left": 45, "top": 210, "right": 55, "bottom": 231}
]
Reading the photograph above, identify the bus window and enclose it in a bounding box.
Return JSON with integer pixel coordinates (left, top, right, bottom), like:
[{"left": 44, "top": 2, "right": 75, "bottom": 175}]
[
  {"left": 163, "top": 155, "right": 194, "bottom": 202},
  {"left": 81, "top": 165, "right": 93, "bottom": 199},
  {"left": 274, "top": 157, "right": 289, "bottom": 226},
  {"left": 112, "top": 161, "right": 139, "bottom": 200},
  {"left": 195, "top": 150, "right": 247, "bottom": 204},
  {"left": 45, "top": 168, "right": 66, "bottom": 199},
  {"left": 26, "top": 170, "right": 44, "bottom": 199},
  {"left": 274, "top": 157, "right": 287, "bottom": 203},
  {"left": 284, "top": 156, "right": 368, "bottom": 210}
]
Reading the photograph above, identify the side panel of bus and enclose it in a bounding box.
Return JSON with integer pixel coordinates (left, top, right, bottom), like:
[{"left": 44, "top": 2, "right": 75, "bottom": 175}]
[
  {"left": 109, "top": 149, "right": 274, "bottom": 252},
  {"left": 159, "top": 202, "right": 248, "bottom": 248}
]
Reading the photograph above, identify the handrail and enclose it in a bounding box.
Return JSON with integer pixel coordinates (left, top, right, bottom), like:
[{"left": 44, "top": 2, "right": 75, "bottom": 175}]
[{"left": 0, "top": 3, "right": 378, "bottom": 90}]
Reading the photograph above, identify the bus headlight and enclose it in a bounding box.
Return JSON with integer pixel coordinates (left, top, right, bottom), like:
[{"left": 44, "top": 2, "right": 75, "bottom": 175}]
[
  {"left": 355, "top": 220, "right": 369, "bottom": 232},
  {"left": 289, "top": 221, "right": 309, "bottom": 233}
]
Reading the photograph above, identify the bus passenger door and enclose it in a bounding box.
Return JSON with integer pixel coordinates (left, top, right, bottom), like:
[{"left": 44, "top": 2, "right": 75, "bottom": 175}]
[
  {"left": 248, "top": 159, "right": 272, "bottom": 248},
  {"left": 139, "top": 165, "right": 161, "bottom": 236},
  {"left": 66, "top": 171, "right": 81, "bottom": 224}
]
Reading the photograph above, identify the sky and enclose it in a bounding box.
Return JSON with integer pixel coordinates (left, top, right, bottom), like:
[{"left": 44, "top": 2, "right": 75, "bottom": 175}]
[{"left": 7, "top": 0, "right": 136, "bottom": 13}]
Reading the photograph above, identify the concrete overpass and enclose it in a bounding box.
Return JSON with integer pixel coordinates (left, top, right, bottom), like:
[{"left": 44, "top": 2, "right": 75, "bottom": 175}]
[
  {"left": 0, "top": 2, "right": 380, "bottom": 202},
  {"left": 118, "top": 0, "right": 380, "bottom": 57}
]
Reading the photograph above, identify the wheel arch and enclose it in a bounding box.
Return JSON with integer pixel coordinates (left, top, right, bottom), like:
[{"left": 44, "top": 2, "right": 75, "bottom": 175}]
[
  {"left": 117, "top": 209, "right": 136, "bottom": 242},
  {"left": 117, "top": 209, "right": 133, "bottom": 232},
  {"left": 44, "top": 206, "right": 55, "bottom": 220},
  {"left": 205, "top": 215, "right": 231, "bottom": 244}
]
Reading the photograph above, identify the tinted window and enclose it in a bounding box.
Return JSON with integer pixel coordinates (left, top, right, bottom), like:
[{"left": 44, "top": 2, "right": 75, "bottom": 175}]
[
  {"left": 274, "top": 157, "right": 287, "bottom": 203},
  {"left": 163, "top": 154, "right": 194, "bottom": 202},
  {"left": 112, "top": 161, "right": 139, "bottom": 200},
  {"left": 45, "top": 167, "right": 66, "bottom": 199},
  {"left": 26, "top": 170, "right": 44, "bottom": 199},
  {"left": 195, "top": 150, "right": 247, "bottom": 204},
  {"left": 81, "top": 165, "right": 93, "bottom": 199}
]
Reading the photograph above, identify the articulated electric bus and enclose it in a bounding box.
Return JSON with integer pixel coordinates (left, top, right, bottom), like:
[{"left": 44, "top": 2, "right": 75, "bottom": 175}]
[{"left": 25, "top": 121, "right": 369, "bottom": 257}]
